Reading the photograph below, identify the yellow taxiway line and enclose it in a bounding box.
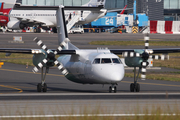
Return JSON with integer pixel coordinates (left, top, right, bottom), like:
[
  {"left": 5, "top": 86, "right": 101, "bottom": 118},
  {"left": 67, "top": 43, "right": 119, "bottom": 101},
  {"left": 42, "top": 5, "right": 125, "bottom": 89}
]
[
  {"left": 0, "top": 85, "right": 23, "bottom": 94},
  {"left": 0, "top": 68, "right": 180, "bottom": 94}
]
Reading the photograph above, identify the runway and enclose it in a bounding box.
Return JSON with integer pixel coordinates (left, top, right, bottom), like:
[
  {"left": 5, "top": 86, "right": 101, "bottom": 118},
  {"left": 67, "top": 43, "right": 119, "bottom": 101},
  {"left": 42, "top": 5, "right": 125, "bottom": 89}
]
[{"left": 0, "top": 32, "right": 180, "bottom": 116}]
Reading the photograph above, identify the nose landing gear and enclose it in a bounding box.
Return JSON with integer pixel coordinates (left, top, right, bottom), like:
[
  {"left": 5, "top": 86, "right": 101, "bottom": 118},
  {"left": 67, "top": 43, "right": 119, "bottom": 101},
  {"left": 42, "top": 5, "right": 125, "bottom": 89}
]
[{"left": 109, "top": 84, "right": 117, "bottom": 93}]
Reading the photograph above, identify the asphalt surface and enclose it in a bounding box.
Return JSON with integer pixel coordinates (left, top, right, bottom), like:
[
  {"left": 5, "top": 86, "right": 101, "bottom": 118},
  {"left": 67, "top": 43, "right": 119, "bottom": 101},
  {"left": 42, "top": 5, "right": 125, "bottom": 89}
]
[{"left": 0, "top": 32, "right": 180, "bottom": 116}]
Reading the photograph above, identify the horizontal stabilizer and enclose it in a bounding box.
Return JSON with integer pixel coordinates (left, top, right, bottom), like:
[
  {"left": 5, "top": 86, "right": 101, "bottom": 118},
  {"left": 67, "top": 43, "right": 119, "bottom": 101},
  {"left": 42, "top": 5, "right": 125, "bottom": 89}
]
[{"left": 13, "top": 4, "right": 103, "bottom": 11}]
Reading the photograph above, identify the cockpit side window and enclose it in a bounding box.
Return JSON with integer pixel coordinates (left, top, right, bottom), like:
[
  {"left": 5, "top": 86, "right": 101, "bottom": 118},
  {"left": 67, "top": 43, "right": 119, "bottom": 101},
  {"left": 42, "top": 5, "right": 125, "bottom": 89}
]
[
  {"left": 93, "top": 58, "right": 100, "bottom": 64},
  {"left": 112, "top": 58, "right": 122, "bottom": 64},
  {"left": 101, "top": 58, "right": 111, "bottom": 64}
]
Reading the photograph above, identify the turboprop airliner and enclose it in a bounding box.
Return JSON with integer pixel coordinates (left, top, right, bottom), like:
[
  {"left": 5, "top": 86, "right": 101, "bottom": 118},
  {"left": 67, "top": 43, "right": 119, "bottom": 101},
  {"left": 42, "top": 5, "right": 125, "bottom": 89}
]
[{"left": 0, "top": 5, "right": 179, "bottom": 93}]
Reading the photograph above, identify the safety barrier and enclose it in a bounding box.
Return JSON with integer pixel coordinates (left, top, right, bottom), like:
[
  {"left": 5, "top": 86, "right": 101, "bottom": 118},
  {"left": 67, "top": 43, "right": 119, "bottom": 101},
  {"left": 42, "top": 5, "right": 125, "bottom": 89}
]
[{"left": 149, "top": 21, "right": 180, "bottom": 34}]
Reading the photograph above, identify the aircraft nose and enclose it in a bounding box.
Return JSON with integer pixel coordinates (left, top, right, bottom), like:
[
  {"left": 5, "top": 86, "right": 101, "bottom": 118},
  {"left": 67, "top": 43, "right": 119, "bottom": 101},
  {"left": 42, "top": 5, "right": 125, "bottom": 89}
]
[
  {"left": 95, "top": 64, "right": 124, "bottom": 82},
  {"left": 110, "top": 70, "right": 124, "bottom": 82}
]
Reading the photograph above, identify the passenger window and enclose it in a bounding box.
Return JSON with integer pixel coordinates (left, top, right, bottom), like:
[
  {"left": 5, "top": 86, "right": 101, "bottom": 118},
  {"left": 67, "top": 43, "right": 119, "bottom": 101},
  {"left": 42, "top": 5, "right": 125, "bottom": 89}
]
[
  {"left": 101, "top": 58, "right": 111, "bottom": 64},
  {"left": 112, "top": 58, "right": 121, "bottom": 64},
  {"left": 93, "top": 58, "right": 100, "bottom": 64}
]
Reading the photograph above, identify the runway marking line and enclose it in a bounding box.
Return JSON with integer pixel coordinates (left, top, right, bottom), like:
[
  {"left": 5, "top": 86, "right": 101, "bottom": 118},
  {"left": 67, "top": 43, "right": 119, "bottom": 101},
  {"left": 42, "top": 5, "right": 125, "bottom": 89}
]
[
  {"left": 0, "top": 113, "right": 179, "bottom": 118},
  {"left": 1, "top": 68, "right": 180, "bottom": 88},
  {"left": 0, "top": 68, "right": 64, "bottom": 77},
  {"left": 0, "top": 85, "right": 23, "bottom": 94}
]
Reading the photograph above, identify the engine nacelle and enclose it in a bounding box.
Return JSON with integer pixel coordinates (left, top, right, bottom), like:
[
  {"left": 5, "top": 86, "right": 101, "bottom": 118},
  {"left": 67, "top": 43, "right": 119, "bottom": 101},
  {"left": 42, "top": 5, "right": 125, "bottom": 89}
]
[
  {"left": 125, "top": 49, "right": 144, "bottom": 67},
  {"left": 7, "top": 21, "right": 25, "bottom": 30},
  {"left": 125, "top": 57, "right": 143, "bottom": 67},
  {"left": 33, "top": 51, "right": 54, "bottom": 68}
]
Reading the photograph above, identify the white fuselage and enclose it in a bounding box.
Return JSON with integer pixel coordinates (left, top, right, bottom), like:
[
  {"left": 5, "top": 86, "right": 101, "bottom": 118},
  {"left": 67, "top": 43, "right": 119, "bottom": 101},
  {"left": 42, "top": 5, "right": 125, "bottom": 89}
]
[
  {"left": 8, "top": 9, "right": 107, "bottom": 29},
  {"left": 57, "top": 50, "right": 124, "bottom": 84}
]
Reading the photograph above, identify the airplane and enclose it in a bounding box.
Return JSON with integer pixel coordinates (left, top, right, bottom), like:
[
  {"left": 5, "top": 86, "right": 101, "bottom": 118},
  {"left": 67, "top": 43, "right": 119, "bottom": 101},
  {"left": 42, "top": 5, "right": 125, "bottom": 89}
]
[
  {"left": 0, "top": 2, "right": 11, "bottom": 26},
  {"left": 0, "top": 0, "right": 108, "bottom": 33},
  {"left": 0, "top": 0, "right": 131, "bottom": 33},
  {"left": 0, "top": 5, "right": 179, "bottom": 93}
]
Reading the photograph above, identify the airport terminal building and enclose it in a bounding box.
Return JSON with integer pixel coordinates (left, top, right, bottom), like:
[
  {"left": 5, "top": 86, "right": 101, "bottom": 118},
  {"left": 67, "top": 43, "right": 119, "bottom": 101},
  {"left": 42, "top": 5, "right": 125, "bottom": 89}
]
[{"left": 3, "top": 0, "right": 180, "bottom": 21}]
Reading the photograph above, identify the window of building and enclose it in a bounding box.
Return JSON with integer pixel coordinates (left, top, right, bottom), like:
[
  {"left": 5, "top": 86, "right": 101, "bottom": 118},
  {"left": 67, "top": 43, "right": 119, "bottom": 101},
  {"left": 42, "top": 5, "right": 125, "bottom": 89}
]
[
  {"left": 73, "top": 0, "right": 82, "bottom": 6},
  {"left": 164, "top": 0, "right": 169, "bottom": 9},
  {"left": 55, "top": 0, "right": 64, "bottom": 5},
  {"left": 37, "top": 0, "right": 45, "bottom": 5},
  {"left": 170, "top": 0, "right": 178, "bottom": 9}
]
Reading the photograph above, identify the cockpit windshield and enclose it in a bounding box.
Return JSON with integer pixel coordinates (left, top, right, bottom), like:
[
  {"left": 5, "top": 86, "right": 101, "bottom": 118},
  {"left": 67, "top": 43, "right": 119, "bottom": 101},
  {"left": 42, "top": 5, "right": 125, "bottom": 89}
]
[
  {"left": 101, "top": 58, "right": 111, "bottom": 64},
  {"left": 93, "top": 58, "right": 100, "bottom": 64},
  {"left": 93, "top": 58, "right": 122, "bottom": 64}
]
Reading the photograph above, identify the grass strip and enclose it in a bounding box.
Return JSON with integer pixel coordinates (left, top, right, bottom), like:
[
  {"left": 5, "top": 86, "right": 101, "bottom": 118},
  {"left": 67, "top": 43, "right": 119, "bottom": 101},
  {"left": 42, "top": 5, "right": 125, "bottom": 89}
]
[{"left": 89, "top": 41, "right": 180, "bottom": 46}]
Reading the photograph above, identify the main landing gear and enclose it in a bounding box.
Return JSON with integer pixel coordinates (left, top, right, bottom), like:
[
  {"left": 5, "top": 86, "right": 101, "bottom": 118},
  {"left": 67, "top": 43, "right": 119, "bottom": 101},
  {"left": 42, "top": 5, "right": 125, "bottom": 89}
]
[
  {"left": 109, "top": 84, "right": 117, "bottom": 93},
  {"left": 130, "top": 67, "right": 141, "bottom": 92},
  {"left": 37, "top": 67, "right": 49, "bottom": 92}
]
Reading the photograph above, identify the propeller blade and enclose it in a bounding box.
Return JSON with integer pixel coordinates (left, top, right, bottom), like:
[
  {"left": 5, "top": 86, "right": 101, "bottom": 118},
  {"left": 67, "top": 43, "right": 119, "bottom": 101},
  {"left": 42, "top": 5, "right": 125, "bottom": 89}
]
[
  {"left": 54, "top": 60, "right": 69, "bottom": 76},
  {"left": 141, "top": 61, "right": 148, "bottom": 80},
  {"left": 144, "top": 34, "right": 149, "bottom": 50},
  {"left": 54, "top": 39, "right": 69, "bottom": 55},
  {"left": 32, "top": 58, "right": 48, "bottom": 73},
  {"left": 122, "top": 52, "right": 140, "bottom": 57},
  {"left": 33, "top": 37, "right": 50, "bottom": 54},
  {"left": 149, "top": 55, "right": 169, "bottom": 60},
  {"left": 32, "top": 37, "right": 69, "bottom": 75}
]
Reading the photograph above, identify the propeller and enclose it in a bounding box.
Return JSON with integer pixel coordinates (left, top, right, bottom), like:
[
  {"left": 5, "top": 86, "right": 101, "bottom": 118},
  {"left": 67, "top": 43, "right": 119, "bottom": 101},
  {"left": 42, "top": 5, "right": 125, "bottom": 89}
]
[
  {"left": 32, "top": 37, "right": 69, "bottom": 76},
  {"left": 122, "top": 33, "right": 169, "bottom": 80}
]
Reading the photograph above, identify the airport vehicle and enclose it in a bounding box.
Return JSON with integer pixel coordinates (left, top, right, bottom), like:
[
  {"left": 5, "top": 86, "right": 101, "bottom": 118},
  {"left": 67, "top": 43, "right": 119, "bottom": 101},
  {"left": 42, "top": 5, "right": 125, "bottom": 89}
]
[
  {"left": 0, "top": 5, "right": 179, "bottom": 93},
  {"left": 68, "top": 25, "right": 84, "bottom": 34}
]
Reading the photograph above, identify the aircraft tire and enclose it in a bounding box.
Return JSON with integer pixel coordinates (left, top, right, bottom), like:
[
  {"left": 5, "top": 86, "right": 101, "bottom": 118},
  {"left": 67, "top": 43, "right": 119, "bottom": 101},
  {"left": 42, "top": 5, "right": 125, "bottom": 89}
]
[
  {"left": 135, "top": 83, "right": 140, "bottom": 92},
  {"left": 42, "top": 83, "right": 47, "bottom": 92},
  {"left": 130, "top": 83, "right": 135, "bottom": 92},
  {"left": 37, "top": 83, "right": 42, "bottom": 92},
  {"left": 52, "top": 27, "right": 57, "bottom": 33},
  {"left": 37, "top": 28, "right": 41, "bottom": 33},
  {"left": 114, "top": 86, "right": 117, "bottom": 93},
  {"left": 109, "top": 86, "right": 112, "bottom": 93}
]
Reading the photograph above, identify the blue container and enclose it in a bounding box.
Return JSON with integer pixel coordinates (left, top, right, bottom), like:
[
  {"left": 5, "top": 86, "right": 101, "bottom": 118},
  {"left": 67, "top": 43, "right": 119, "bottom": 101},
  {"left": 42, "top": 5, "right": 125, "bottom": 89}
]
[
  {"left": 91, "top": 12, "right": 117, "bottom": 27},
  {"left": 137, "top": 14, "right": 148, "bottom": 27}
]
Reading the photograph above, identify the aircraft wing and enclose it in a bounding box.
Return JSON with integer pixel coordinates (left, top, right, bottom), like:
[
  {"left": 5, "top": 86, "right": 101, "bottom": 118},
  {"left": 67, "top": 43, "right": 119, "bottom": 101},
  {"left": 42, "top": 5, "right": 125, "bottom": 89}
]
[
  {"left": 107, "top": 8, "right": 133, "bottom": 12},
  {"left": 0, "top": 48, "right": 76, "bottom": 55},
  {"left": 1, "top": 48, "right": 180, "bottom": 55},
  {"left": 110, "top": 48, "right": 180, "bottom": 54}
]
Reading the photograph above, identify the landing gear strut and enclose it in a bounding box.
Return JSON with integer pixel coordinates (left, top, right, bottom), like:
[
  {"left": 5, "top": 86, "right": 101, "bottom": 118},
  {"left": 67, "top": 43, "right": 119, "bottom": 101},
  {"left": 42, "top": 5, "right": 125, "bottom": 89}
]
[
  {"left": 109, "top": 84, "right": 117, "bottom": 93},
  {"left": 37, "top": 67, "right": 49, "bottom": 92},
  {"left": 130, "top": 67, "right": 140, "bottom": 92}
]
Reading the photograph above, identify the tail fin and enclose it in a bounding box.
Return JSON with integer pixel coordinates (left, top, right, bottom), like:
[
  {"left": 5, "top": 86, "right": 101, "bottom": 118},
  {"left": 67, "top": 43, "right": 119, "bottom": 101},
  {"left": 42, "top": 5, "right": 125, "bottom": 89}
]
[
  {"left": 0, "top": 2, "right": 4, "bottom": 12},
  {"left": 120, "top": 5, "right": 127, "bottom": 14},
  {"left": 82, "top": 0, "right": 106, "bottom": 7},
  {"left": 56, "top": 5, "right": 78, "bottom": 50}
]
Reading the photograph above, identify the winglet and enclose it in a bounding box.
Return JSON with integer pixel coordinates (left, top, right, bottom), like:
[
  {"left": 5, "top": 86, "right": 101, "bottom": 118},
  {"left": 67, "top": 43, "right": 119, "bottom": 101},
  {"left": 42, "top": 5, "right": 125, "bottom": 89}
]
[
  {"left": 120, "top": 5, "right": 127, "bottom": 14},
  {"left": 0, "top": 2, "right": 4, "bottom": 12}
]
